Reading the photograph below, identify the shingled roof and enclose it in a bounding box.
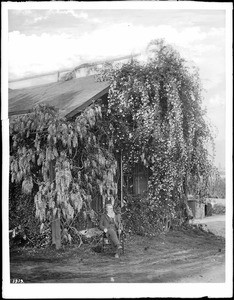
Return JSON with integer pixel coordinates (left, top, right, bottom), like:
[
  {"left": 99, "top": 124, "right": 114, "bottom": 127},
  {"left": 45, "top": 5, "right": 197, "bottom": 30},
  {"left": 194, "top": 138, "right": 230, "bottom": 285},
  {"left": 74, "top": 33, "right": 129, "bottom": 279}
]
[{"left": 8, "top": 75, "right": 110, "bottom": 118}]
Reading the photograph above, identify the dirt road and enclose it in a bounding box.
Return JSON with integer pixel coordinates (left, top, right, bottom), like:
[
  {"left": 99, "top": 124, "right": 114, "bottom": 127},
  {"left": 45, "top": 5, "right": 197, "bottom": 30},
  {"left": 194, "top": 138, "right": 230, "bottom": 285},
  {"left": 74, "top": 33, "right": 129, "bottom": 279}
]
[
  {"left": 178, "top": 214, "right": 226, "bottom": 283},
  {"left": 10, "top": 225, "right": 225, "bottom": 283},
  {"left": 193, "top": 214, "right": 225, "bottom": 238}
]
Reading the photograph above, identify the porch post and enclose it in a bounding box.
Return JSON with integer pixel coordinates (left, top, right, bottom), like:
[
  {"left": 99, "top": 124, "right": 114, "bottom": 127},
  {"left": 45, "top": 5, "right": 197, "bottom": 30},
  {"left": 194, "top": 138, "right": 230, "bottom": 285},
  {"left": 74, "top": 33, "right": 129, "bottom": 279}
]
[
  {"left": 120, "top": 150, "right": 123, "bottom": 208},
  {"left": 50, "top": 160, "right": 61, "bottom": 250}
]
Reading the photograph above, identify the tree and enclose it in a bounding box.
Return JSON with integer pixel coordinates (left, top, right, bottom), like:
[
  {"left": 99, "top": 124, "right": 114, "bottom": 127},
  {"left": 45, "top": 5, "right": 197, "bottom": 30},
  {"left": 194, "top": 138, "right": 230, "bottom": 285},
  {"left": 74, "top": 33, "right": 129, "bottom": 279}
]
[
  {"left": 10, "top": 104, "right": 117, "bottom": 248},
  {"left": 206, "top": 167, "right": 225, "bottom": 198},
  {"left": 97, "top": 39, "right": 215, "bottom": 227}
]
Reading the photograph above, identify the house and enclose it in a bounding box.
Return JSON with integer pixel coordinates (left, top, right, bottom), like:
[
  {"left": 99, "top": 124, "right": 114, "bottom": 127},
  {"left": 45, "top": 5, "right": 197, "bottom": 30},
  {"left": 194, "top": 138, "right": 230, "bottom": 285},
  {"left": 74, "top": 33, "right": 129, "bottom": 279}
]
[
  {"left": 9, "top": 54, "right": 139, "bottom": 90},
  {"left": 9, "top": 71, "right": 148, "bottom": 213},
  {"left": 9, "top": 75, "right": 109, "bottom": 119}
]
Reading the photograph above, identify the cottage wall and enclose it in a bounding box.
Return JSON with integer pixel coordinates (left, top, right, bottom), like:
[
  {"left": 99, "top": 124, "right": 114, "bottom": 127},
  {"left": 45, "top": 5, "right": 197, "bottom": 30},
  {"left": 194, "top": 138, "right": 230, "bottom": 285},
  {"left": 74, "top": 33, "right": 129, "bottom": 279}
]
[
  {"left": 130, "top": 164, "right": 149, "bottom": 196},
  {"left": 133, "top": 171, "right": 148, "bottom": 195}
]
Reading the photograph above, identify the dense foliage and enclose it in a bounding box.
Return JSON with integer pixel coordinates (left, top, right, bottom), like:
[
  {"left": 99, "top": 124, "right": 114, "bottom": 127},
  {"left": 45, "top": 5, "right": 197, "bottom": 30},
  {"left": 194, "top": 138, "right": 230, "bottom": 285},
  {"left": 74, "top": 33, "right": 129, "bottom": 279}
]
[
  {"left": 98, "top": 39, "right": 215, "bottom": 225},
  {"left": 212, "top": 203, "right": 225, "bottom": 215},
  {"left": 10, "top": 104, "right": 117, "bottom": 245},
  {"left": 9, "top": 39, "right": 215, "bottom": 245}
]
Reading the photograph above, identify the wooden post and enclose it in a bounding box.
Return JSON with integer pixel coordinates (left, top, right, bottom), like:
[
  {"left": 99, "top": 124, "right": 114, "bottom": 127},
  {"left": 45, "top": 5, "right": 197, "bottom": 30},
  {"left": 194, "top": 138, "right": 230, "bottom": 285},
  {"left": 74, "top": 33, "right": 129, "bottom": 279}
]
[
  {"left": 120, "top": 151, "right": 123, "bottom": 208},
  {"left": 52, "top": 218, "right": 61, "bottom": 249},
  {"left": 137, "top": 164, "right": 140, "bottom": 195},
  {"left": 50, "top": 160, "right": 61, "bottom": 250}
]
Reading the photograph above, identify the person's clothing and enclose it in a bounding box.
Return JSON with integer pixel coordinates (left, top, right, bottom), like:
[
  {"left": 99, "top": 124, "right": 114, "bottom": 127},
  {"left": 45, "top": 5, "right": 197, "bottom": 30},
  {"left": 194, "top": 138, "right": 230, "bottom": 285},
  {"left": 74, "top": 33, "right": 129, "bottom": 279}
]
[
  {"left": 99, "top": 213, "right": 122, "bottom": 231},
  {"left": 107, "top": 210, "right": 115, "bottom": 219},
  {"left": 99, "top": 213, "right": 122, "bottom": 248},
  {"left": 106, "top": 228, "right": 120, "bottom": 247}
]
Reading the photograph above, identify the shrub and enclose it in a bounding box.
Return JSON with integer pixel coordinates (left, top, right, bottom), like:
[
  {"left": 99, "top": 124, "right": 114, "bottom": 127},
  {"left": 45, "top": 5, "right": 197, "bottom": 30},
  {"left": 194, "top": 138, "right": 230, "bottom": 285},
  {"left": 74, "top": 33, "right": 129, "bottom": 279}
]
[{"left": 212, "top": 204, "right": 225, "bottom": 215}]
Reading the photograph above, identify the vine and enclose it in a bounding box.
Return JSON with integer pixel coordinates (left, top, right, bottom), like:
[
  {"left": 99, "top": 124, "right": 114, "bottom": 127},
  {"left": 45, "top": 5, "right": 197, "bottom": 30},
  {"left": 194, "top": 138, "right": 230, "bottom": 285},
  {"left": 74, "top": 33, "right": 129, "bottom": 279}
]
[
  {"left": 10, "top": 103, "right": 117, "bottom": 245},
  {"left": 98, "top": 39, "right": 215, "bottom": 227},
  {"left": 10, "top": 39, "right": 216, "bottom": 243}
]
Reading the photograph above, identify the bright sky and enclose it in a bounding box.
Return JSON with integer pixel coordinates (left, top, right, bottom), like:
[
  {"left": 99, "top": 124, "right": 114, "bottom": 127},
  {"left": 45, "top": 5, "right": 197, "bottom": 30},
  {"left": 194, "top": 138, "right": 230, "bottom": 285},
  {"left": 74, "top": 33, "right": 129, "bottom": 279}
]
[{"left": 7, "top": 5, "right": 228, "bottom": 169}]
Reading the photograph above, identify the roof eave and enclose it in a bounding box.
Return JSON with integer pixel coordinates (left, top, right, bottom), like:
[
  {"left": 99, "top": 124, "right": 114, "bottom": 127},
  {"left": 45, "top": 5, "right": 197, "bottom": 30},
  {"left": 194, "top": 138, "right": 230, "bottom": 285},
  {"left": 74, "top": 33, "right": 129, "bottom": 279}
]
[
  {"left": 8, "top": 83, "right": 110, "bottom": 119},
  {"left": 64, "top": 85, "right": 109, "bottom": 119},
  {"left": 9, "top": 109, "right": 31, "bottom": 117}
]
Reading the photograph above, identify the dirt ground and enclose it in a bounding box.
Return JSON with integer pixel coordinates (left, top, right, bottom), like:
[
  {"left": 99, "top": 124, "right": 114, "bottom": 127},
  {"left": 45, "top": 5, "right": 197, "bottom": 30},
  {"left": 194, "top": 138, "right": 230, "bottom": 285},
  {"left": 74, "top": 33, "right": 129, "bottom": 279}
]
[
  {"left": 193, "top": 214, "right": 225, "bottom": 238},
  {"left": 10, "top": 220, "right": 225, "bottom": 283}
]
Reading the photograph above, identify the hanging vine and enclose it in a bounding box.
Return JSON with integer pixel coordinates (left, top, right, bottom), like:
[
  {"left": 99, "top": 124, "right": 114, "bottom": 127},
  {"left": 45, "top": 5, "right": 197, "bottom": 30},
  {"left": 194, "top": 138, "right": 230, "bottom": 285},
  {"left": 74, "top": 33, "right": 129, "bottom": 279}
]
[
  {"left": 10, "top": 39, "right": 216, "bottom": 242},
  {"left": 10, "top": 103, "right": 117, "bottom": 243},
  {"left": 97, "top": 39, "right": 215, "bottom": 227}
]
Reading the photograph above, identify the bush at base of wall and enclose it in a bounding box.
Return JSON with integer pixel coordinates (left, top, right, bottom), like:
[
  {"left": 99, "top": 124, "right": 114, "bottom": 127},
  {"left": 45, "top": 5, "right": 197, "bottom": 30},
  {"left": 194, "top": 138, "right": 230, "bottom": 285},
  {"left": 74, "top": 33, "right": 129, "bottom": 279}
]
[{"left": 212, "top": 204, "right": 225, "bottom": 215}]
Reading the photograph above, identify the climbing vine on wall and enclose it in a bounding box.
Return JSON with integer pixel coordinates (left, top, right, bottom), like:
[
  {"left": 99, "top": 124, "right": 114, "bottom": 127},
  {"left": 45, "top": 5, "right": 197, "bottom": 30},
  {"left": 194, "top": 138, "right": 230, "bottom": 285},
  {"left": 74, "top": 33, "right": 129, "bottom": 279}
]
[
  {"left": 98, "top": 39, "right": 215, "bottom": 224},
  {"left": 10, "top": 39, "right": 215, "bottom": 241},
  {"left": 10, "top": 103, "right": 117, "bottom": 240}
]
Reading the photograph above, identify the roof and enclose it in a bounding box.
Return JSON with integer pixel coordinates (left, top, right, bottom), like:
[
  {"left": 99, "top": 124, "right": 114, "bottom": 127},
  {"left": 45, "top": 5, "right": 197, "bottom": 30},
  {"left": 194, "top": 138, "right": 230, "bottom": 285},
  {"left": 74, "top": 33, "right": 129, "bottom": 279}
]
[
  {"left": 8, "top": 75, "right": 110, "bottom": 118},
  {"left": 9, "top": 53, "right": 139, "bottom": 83}
]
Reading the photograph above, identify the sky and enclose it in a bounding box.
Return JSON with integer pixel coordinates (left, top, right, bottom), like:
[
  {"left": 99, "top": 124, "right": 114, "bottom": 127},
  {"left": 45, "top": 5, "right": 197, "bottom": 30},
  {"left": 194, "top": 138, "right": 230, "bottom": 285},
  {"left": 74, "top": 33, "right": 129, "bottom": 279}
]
[{"left": 7, "top": 6, "right": 228, "bottom": 169}]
